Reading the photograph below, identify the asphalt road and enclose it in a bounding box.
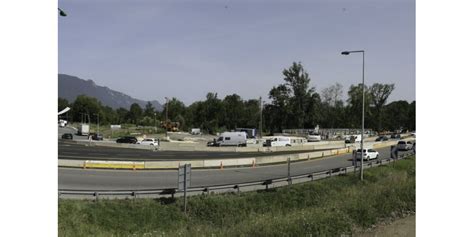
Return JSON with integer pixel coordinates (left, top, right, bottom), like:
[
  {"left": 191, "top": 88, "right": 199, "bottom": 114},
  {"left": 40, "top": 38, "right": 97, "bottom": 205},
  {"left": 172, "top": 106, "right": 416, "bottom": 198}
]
[
  {"left": 58, "top": 146, "right": 412, "bottom": 191},
  {"left": 58, "top": 140, "right": 336, "bottom": 161}
]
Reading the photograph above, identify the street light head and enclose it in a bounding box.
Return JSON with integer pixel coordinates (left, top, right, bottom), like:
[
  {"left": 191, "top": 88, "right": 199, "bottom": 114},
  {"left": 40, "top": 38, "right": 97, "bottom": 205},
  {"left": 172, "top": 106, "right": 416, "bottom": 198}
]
[
  {"left": 58, "top": 8, "right": 67, "bottom": 17},
  {"left": 341, "top": 51, "right": 350, "bottom": 55}
]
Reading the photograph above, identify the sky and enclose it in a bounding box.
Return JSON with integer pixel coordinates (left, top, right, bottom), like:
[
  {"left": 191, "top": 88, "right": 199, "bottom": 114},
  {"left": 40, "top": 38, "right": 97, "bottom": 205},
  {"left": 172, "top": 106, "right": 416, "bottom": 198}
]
[{"left": 59, "top": 0, "right": 415, "bottom": 106}]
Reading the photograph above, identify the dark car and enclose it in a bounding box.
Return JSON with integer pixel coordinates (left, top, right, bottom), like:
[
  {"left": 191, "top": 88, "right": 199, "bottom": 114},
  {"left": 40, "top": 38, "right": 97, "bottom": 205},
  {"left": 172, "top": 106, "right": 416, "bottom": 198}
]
[
  {"left": 390, "top": 134, "right": 401, "bottom": 139},
  {"left": 90, "top": 133, "right": 103, "bottom": 141},
  {"left": 207, "top": 139, "right": 218, "bottom": 147},
  {"left": 375, "top": 136, "right": 389, "bottom": 141},
  {"left": 61, "top": 133, "right": 73, "bottom": 140},
  {"left": 116, "top": 136, "right": 138, "bottom": 144}
]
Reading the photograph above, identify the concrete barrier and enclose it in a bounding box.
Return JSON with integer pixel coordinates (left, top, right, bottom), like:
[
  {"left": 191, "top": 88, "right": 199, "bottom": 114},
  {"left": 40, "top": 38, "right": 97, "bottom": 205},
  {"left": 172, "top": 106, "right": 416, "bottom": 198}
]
[{"left": 84, "top": 160, "right": 145, "bottom": 169}]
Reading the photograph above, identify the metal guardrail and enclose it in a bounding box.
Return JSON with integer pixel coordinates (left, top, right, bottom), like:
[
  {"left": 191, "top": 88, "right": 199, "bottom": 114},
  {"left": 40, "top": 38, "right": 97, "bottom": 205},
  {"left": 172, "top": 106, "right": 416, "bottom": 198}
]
[{"left": 58, "top": 152, "right": 414, "bottom": 200}]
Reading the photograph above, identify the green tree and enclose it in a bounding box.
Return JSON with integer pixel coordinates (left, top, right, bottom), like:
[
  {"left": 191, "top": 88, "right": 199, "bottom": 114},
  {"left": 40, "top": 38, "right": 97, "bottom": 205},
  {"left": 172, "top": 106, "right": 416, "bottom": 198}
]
[
  {"left": 58, "top": 97, "right": 69, "bottom": 112},
  {"left": 346, "top": 84, "right": 372, "bottom": 128},
  {"left": 268, "top": 62, "right": 321, "bottom": 130},
  {"left": 222, "top": 94, "right": 245, "bottom": 129},
  {"left": 71, "top": 95, "right": 103, "bottom": 123},
  {"left": 143, "top": 102, "right": 156, "bottom": 118},
  {"left": 115, "top": 108, "right": 129, "bottom": 124},
  {"left": 369, "top": 83, "right": 395, "bottom": 131},
  {"left": 383, "top": 100, "right": 410, "bottom": 131},
  {"left": 128, "top": 103, "right": 143, "bottom": 125},
  {"left": 321, "top": 83, "right": 344, "bottom": 128}
]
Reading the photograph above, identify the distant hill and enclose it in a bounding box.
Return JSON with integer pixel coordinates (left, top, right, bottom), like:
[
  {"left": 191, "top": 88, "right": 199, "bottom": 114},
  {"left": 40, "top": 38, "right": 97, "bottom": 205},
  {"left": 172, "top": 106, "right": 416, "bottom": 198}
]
[{"left": 58, "top": 74, "right": 163, "bottom": 111}]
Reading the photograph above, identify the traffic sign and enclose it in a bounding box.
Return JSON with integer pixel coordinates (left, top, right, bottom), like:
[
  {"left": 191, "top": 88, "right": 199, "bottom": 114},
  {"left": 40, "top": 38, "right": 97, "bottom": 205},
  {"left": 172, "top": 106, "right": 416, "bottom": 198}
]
[{"left": 178, "top": 164, "right": 191, "bottom": 191}]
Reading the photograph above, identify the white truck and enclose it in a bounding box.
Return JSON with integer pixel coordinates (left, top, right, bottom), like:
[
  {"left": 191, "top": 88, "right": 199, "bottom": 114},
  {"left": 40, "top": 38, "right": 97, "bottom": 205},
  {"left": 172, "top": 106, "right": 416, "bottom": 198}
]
[
  {"left": 78, "top": 124, "right": 90, "bottom": 136},
  {"left": 191, "top": 128, "right": 201, "bottom": 135},
  {"left": 214, "top": 132, "right": 247, "bottom": 147},
  {"left": 58, "top": 119, "right": 68, "bottom": 127}
]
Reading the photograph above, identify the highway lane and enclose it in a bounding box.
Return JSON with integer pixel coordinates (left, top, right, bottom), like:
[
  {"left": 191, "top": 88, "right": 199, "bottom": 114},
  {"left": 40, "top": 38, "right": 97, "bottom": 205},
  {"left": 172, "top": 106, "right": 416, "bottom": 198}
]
[
  {"left": 58, "top": 141, "right": 336, "bottom": 161},
  {"left": 59, "top": 146, "right": 412, "bottom": 190}
]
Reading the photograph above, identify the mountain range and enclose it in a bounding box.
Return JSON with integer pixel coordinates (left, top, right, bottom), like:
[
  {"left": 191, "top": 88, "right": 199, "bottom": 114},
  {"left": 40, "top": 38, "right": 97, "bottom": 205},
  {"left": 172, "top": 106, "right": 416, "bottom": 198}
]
[{"left": 58, "top": 74, "right": 163, "bottom": 111}]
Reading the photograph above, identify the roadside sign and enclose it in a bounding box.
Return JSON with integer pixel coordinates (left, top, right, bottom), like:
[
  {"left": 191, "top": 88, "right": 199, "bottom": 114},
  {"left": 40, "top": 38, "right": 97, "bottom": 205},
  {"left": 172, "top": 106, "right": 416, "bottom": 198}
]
[
  {"left": 178, "top": 164, "right": 191, "bottom": 215},
  {"left": 178, "top": 164, "right": 191, "bottom": 191},
  {"left": 390, "top": 145, "right": 398, "bottom": 159}
]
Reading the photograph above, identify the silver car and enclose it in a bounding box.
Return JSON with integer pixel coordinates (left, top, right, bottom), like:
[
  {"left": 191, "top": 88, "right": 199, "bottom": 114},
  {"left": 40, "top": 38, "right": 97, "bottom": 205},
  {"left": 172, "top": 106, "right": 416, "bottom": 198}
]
[{"left": 397, "top": 140, "right": 413, "bottom": 151}]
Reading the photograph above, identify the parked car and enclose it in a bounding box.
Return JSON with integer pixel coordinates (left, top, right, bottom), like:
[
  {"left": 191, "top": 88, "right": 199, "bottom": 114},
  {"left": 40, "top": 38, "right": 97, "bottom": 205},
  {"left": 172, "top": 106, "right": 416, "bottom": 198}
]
[
  {"left": 137, "top": 138, "right": 159, "bottom": 146},
  {"left": 397, "top": 140, "right": 413, "bottom": 151},
  {"left": 390, "top": 133, "right": 401, "bottom": 139},
  {"left": 355, "top": 148, "right": 379, "bottom": 161},
  {"left": 375, "top": 136, "right": 389, "bottom": 141},
  {"left": 116, "top": 136, "right": 138, "bottom": 144},
  {"left": 90, "top": 133, "right": 103, "bottom": 141},
  {"left": 61, "top": 133, "right": 73, "bottom": 140},
  {"left": 307, "top": 132, "right": 322, "bottom": 142}
]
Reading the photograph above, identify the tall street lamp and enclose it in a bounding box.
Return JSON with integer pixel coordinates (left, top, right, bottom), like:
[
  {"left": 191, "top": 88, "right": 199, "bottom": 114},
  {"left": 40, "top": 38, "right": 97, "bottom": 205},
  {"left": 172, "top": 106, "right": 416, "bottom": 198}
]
[
  {"left": 154, "top": 112, "right": 157, "bottom": 133},
  {"left": 341, "top": 50, "right": 365, "bottom": 181},
  {"left": 165, "top": 97, "right": 169, "bottom": 138},
  {"left": 259, "top": 97, "right": 263, "bottom": 139}
]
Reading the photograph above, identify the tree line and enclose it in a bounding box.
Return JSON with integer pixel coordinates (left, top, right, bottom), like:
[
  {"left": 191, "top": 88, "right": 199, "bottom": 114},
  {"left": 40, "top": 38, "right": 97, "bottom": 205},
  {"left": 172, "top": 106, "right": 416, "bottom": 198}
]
[{"left": 58, "top": 62, "right": 415, "bottom": 134}]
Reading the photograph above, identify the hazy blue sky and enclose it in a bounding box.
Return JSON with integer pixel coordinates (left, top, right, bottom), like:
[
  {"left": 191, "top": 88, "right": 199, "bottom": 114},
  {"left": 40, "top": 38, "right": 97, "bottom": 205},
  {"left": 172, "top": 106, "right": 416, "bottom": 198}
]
[{"left": 59, "top": 0, "right": 415, "bottom": 105}]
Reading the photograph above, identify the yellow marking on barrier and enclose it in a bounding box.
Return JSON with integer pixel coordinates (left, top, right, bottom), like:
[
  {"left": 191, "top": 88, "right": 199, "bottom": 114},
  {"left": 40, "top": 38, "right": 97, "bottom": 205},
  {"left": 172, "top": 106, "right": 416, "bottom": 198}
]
[{"left": 85, "top": 162, "right": 145, "bottom": 169}]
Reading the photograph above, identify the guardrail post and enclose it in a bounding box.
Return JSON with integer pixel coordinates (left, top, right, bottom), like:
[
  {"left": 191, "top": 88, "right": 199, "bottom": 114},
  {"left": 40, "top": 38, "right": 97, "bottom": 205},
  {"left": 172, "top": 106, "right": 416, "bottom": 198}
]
[
  {"left": 263, "top": 180, "right": 272, "bottom": 191},
  {"left": 234, "top": 185, "right": 240, "bottom": 193},
  {"left": 94, "top": 192, "right": 99, "bottom": 202}
]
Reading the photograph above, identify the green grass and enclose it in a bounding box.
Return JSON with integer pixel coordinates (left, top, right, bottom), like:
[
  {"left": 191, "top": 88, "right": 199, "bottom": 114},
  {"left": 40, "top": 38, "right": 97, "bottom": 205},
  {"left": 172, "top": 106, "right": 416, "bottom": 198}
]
[{"left": 59, "top": 156, "right": 415, "bottom": 236}]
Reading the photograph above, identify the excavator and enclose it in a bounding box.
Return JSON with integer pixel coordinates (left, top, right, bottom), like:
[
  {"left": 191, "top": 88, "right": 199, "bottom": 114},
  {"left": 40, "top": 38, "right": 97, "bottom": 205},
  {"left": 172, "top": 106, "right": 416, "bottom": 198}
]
[{"left": 160, "top": 121, "right": 180, "bottom": 132}]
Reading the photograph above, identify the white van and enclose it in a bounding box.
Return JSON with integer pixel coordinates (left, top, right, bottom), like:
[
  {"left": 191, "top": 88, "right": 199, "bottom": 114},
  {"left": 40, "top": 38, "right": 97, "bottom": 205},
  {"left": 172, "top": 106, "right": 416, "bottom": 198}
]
[
  {"left": 265, "top": 136, "right": 292, "bottom": 147},
  {"left": 215, "top": 132, "right": 247, "bottom": 147}
]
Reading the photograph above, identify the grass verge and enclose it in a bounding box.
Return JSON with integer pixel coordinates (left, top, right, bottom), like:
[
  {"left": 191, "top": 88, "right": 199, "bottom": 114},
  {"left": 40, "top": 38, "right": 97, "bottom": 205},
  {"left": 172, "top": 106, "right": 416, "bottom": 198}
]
[{"left": 59, "top": 156, "right": 415, "bottom": 236}]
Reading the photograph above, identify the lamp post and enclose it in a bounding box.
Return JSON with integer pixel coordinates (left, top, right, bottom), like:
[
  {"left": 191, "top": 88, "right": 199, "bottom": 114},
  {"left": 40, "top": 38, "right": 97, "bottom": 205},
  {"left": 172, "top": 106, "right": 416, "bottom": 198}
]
[
  {"left": 154, "top": 112, "right": 157, "bottom": 133},
  {"left": 165, "top": 97, "right": 169, "bottom": 138},
  {"left": 259, "top": 97, "right": 263, "bottom": 138},
  {"left": 341, "top": 50, "right": 365, "bottom": 181}
]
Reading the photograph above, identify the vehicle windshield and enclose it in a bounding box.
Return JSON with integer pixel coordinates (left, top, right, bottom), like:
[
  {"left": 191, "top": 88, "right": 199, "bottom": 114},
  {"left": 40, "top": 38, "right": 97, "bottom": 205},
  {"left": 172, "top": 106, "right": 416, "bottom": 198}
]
[{"left": 398, "top": 141, "right": 406, "bottom": 144}]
